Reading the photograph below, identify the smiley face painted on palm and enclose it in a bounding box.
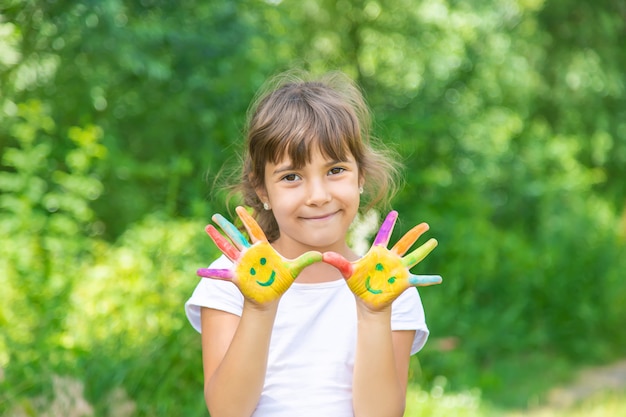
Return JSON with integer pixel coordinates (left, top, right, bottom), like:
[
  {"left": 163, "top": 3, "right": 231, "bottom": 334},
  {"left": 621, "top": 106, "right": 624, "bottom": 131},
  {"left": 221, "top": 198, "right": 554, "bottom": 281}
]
[
  {"left": 347, "top": 245, "right": 412, "bottom": 306},
  {"left": 234, "top": 243, "right": 298, "bottom": 304},
  {"left": 197, "top": 206, "right": 322, "bottom": 305},
  {"left": 250, "top": 256, "right": 275, "bottom": 287},
  {"left": 322, "top": 210, "right": 442, "bottom": 310}
]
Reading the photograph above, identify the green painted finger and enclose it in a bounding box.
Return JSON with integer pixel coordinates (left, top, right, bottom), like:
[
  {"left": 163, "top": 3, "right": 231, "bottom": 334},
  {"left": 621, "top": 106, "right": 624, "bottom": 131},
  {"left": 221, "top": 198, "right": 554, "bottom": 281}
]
[
  {"left": 288, "top": 251, "right": 323, "bottom": 277},
  {"left": 402, "top": 238, "right": 438, "bottom": 269}
]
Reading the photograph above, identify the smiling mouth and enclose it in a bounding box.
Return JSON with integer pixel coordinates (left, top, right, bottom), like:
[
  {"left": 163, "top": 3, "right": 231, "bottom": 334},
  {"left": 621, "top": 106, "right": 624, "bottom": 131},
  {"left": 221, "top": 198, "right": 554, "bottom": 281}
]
[
  {"left": 256, "top": 270, "right": 277, "bottom": 287},
  {"left": 365, "top": 276, "right": 382, "bottom": 294},
  {"left": 303, "top": 211, "right": 337, "bottom": 221}
]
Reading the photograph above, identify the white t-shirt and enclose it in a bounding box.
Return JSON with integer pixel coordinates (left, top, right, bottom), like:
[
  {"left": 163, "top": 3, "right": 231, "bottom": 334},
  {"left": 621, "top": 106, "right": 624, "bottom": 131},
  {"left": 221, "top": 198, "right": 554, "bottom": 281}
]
[{"left": 185, "top": 255, "right": 430, "bottom": 417}]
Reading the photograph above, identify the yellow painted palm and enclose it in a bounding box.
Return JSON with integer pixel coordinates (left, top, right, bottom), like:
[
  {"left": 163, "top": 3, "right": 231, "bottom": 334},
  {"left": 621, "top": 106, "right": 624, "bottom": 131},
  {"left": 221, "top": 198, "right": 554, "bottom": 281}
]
[
  {"left": 197, "top": 206, "right": 322, "bottom": 305},
  {"left": 323, "top": 211, "right": 442, "bottom": 310}
]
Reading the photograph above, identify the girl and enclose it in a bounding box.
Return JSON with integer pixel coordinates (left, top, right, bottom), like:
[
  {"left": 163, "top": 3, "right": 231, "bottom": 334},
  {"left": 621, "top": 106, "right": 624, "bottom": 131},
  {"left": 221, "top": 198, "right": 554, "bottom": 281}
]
[{"left": 185, "top": 70, "right": 440, "bottom": 417}]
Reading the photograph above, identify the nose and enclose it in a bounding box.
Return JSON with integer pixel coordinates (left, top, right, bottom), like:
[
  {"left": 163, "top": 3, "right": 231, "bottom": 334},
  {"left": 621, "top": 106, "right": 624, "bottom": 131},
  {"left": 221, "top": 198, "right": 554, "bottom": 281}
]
[{"left": 306, "top": 178, "right": 331, "bottom": 206}]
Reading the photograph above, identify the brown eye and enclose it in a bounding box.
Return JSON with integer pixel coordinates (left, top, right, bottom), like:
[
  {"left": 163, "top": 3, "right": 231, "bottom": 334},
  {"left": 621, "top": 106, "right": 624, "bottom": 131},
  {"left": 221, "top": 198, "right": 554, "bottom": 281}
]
[{"left": 329, "top": 167, "right": 345, "bottom": 175}]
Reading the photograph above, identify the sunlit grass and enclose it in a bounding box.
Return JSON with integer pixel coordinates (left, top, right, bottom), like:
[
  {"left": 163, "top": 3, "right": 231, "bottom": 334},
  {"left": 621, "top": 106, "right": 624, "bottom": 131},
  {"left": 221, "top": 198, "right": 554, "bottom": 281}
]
[
  {"left": 404, "top": 377, "right": 491, "bottom": 417},
  {"left": 405, "top": 383, "right": 626, "bottom": 417},
  {"left": 505, "top": 389, "right": 626, "bottom": 417}
]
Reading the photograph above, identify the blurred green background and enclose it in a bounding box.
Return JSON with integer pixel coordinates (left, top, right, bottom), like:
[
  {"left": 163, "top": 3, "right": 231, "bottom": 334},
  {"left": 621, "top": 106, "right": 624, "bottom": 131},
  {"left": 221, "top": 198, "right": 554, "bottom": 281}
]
[{"left": 1, "top": 0, "right": 625, "bottom": 416}]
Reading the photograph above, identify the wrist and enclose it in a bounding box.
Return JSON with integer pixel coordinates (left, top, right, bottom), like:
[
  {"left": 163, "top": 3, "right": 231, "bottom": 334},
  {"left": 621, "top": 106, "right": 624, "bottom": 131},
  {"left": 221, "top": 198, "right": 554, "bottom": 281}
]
[
  {"left": 355, "top": 298, "right": 393, "bottom": 322},
  {"left": 242, "top": 298, "right": 280, "bottom": 315}
]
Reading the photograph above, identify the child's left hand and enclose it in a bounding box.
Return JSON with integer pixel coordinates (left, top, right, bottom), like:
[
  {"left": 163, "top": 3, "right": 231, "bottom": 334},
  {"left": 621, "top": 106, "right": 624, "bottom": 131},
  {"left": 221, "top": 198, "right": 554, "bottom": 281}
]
[{"left": 323, "top": 210, "right": 442, "bottom": 310}]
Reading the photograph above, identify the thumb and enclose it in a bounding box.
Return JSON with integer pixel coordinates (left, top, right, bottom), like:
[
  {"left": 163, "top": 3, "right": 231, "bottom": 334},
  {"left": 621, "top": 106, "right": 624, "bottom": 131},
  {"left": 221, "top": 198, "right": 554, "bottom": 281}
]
[
  {"left": 288, "top": 251, "right": 323, "bottom": 277},
  {"left": 322, "top": 252, "right": 354, "bottom": 279}
]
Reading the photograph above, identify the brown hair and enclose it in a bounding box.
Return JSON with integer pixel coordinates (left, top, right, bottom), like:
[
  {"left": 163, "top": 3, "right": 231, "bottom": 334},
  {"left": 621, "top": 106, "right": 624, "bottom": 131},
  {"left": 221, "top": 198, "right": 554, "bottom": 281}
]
[{"left": 224, "top": 70, "right": 403, "bottom": 242}]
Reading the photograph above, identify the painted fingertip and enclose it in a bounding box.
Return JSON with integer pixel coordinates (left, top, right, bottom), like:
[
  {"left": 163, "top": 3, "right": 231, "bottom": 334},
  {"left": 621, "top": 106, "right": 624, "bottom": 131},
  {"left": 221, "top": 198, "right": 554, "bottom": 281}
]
[
  {"left": 298, "top": 251, "right": 323, "bottom": 267},
  {"left": 290, "top": 251, "right": 323, "bottom": 276},
  {"left": 197, "top": 268, "right": 213, "bottom": 277},
  {"left": 211, "top": 213, "right": 226, "bottom": 223},
  {"left": 197, "top": 268, "right": 233, "bottom": 280},
  {"left": 373, "top": 210, "right": 399, "bottom": 246},
  {"left": 304, "top": 251, "right": 323, "bottom": 262},
  {"left": 235, "top": 205, "right": 268, "bottom": 242},
  {"left": 409, "top": 274, "right": 443, "bottom": 286},
  {"left": 322, "top": 252, "right": 353, "bottom": 278}
]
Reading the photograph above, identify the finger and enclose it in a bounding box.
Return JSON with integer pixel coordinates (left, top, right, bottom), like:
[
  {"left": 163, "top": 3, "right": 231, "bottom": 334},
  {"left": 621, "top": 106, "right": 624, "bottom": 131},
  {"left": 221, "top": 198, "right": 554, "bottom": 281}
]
[
  {"left": 288, "top": 251, "right": 323, "bottom": 277},
  {"left": 372, "top": 210, "right": 398, "bottom": 247},
  {"left": 212, "top": 213, "right": 251, "bottom": 250},
  {"left": 236, "top": 206, "right": 268, "bottom": 243},
  {"left": 408, "top": 274, "right": 443, "bottom": 286},
  {"left": 402, "top": 238, "right": 438, "bottom": 269},
  {"left": 391, "top": 222, "right": 429, "bottom": 256},
  {"left": 322, "top": 252, "right": 354, "bottom": 279},
  {"left": 197, "top": 268, "right": 235, "bottom": 280},
  {"left": 206, "top": 225, "right": 240, "bottom": 262}
]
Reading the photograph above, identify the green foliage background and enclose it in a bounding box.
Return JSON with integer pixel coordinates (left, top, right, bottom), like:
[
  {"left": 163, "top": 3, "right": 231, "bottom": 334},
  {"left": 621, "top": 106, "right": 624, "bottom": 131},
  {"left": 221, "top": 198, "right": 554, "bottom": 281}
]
[{"left": 1, "top": 0, "right": 625, "bottom": 415}]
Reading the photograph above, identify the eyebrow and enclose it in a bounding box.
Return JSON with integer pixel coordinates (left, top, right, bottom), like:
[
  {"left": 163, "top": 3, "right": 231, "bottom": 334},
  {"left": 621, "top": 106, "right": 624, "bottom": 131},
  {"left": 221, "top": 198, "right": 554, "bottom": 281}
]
[
  {"left": 271, "top": 158, "right": 350, "bottom": 175},
  {"left": 272, "top": 164, "right": 296, "bottom": 175}
]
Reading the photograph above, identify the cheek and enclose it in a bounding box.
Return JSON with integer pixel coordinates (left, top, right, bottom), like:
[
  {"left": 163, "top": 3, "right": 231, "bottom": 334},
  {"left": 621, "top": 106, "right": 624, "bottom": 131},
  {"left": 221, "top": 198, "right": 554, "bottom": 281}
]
[
  {"left": 333, "top": 181, "right": 360, "bottom": 200},
  {"left": 268, "top": 203, "right": 298, "bottom": 232}
]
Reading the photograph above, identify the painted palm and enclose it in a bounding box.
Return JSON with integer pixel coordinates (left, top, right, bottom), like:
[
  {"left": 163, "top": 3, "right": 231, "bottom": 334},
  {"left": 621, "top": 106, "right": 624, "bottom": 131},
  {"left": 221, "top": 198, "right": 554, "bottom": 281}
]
[
  {"left": 197, "top": 206, "right": 322, "bottom": 304},
  {"left": 323, "top": 211, "right": 442, "bottom": 309}
]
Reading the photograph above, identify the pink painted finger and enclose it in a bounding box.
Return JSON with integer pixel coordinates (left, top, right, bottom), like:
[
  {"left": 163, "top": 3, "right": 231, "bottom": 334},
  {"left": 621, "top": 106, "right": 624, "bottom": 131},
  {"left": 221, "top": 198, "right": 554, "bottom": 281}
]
[
  {"left": 197, "top": 268, "right": 235, "bottom": 280},
  {"left": 322, "top": 252, "right": 354, "bottom": 279},
  {"left": 236, "top": 206, "right": 268, "bottom": 243},
  {"left": 206, "top": 224, "right": 240, "bottom": 262},
  {"left": 391, "top": 223, "right": 429, "bottom": 256},
  {"left": 372, "top": 210, "right": 398, "bottom": 247},
  {"left": 402, "top": 238, "right": 438, "bottom": 269}
]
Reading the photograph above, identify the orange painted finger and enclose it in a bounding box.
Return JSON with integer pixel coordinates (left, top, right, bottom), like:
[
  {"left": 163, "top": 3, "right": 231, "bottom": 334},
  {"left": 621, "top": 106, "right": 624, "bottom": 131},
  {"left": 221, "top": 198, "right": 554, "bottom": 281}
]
[
  {"left": 236, "top": 206, "right": 267, "bottom": 243},
  {"left": 391, "top": 222, "right": 429, "bottom": 256}
]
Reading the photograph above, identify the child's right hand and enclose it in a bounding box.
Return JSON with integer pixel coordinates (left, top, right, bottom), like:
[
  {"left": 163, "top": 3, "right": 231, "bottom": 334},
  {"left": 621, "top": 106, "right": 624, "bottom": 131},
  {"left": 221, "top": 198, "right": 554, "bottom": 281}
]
[{"left": 197, "top": 206, "right": 322, "bottom": 306}]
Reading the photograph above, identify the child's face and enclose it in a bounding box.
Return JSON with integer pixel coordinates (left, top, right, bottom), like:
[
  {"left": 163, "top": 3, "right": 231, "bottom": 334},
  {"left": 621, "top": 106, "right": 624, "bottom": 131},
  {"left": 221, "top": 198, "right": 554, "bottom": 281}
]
[{"left": 260, "top": 147, "right": 362, "bottom": 257}]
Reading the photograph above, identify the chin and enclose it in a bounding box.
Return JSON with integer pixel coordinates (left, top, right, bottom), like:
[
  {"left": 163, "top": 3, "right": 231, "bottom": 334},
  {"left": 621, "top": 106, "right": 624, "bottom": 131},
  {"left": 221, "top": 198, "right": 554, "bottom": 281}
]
[{"left": 302, "top": 235, "right": 345, "bottom": 252}]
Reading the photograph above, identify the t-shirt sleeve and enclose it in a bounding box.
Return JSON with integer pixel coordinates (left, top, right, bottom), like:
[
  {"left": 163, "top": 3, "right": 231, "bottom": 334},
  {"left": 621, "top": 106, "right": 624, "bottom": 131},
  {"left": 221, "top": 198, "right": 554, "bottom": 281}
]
[
  {"left": 391, "top": 287, "right": 430, "bottom": 355},
  {"left": 184, "top": 255, "right": 244, "bottom": 333}
]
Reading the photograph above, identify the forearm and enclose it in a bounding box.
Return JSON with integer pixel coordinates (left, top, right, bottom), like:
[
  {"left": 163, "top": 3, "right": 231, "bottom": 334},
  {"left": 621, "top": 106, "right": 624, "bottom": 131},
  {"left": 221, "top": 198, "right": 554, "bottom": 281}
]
[
  {"left": 352, "top": 305, "right": 406, "bottom": 417},
  {"left": 205, "top": 302, "right": 277, "bottom": 417}
]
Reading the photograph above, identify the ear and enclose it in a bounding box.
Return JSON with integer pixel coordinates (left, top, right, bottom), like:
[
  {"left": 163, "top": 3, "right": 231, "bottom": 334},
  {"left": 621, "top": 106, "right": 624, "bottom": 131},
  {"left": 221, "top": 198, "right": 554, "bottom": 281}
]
[
  {"left": 255, "top": 185, "right": 269, "bottom": 206},
  {"left": 248, "top": 172, "right": 268, "bottom": 204}
]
